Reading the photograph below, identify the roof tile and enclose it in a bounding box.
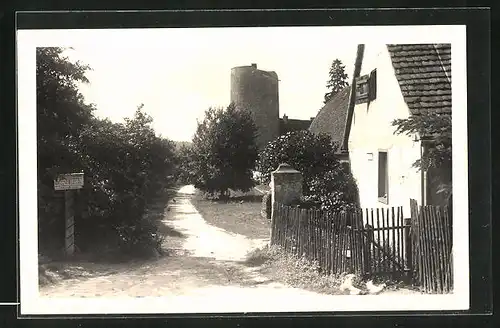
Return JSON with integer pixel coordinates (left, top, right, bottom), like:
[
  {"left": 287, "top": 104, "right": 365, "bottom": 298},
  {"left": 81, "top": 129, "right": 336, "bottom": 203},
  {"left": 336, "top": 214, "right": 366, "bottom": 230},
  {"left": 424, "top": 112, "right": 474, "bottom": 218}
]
[
  {"left": 387, "top": 43, "right": 452, "bottom": 115},
  {"left": 309, "top": 86, "right": 351, "bottom": 151}
]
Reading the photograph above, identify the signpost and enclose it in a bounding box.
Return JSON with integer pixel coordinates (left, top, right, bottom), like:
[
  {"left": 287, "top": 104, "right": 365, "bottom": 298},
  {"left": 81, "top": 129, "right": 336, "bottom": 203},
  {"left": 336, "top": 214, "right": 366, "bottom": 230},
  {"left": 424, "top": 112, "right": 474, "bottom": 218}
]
[{"left": 54, "top": 173, "right": 84, "bottom": 256}]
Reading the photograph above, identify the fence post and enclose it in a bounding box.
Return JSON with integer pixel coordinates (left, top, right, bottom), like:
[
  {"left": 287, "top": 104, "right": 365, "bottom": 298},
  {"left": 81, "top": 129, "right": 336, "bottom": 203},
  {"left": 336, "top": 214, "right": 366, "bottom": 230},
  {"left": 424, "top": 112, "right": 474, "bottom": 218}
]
[
  {"left": 269, "top": 163, "right": 303, "bottom": 246},
  {"left": 270, "top": 202, "right": 277, "bottom": 245},
  {"left": 363, "top": 224, "right": 373, "bottom": 278},
  {"left": 404, "top": 217, "right": 413, "bottom": 284}
]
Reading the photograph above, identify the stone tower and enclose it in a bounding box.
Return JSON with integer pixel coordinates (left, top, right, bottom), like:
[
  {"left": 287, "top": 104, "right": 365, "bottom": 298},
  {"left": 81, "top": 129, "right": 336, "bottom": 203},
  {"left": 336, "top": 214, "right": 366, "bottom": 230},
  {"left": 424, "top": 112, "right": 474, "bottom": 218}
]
[{"left": 230, "top": 63, "right": 280, "bottom": 151}]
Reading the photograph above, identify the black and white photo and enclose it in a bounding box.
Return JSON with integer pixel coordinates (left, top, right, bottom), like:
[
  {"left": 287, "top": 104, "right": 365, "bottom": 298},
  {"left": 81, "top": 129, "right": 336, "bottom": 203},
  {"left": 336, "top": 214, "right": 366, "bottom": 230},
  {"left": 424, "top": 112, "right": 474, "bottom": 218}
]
[{"left": 17, "top": 24, "right": 468, "bottom": 315}]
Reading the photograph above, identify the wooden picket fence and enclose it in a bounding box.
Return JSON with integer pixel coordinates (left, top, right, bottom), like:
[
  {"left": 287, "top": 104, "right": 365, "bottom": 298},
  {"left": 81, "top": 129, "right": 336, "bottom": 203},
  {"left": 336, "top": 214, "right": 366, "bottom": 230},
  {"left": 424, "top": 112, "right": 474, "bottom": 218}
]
[
  {"left": 410, "top": 199, "right": 453, "bottom": 293},
  {"left": 270, "top": 203, "right": 410, "bottom": 279},
  {"left": 271, "top": 200, "right": 453, "bottom": 293}
]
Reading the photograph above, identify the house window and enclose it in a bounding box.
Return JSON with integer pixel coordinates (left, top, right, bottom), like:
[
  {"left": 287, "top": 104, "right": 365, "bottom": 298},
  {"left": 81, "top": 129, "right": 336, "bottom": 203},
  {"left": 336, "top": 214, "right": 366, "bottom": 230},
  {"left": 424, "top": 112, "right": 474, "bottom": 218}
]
[
  {"left": 355, "top": 69, "right": 377, "bottom": 104},
  {"left": 355, "top": 75, "right": 369, "bottom": 103},
  {"left": 378, "top": 151, "right": 388, "bottom": 204}
]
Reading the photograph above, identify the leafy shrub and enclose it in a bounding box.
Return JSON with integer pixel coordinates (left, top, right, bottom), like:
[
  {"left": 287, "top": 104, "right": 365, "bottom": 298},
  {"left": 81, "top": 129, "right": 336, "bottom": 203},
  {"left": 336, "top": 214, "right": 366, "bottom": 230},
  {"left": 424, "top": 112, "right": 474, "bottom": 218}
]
[
  {"left": 257, "top": 131, "right": 359, "bottom": 212},
  {"left": 304, "top": 165, "right": 360, "bottom": 212},
  {"left": 36, "top": 47, "right": 176, "bottom": 258},
  {"left": 257, "top": 130, "right": 339, "bottom": 187},
  {"left": 74, "top": 110, "right": 175, "bottom": 256},
  {"left": 115, "top": 219, "right": 165, "bottom": 258}
]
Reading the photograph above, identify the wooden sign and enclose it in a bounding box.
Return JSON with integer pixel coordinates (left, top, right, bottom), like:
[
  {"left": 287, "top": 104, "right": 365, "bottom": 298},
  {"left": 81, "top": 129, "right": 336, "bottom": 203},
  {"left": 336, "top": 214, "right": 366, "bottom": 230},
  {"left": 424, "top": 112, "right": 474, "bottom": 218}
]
[{"left": 54, "top": 173, "right": 84, "bottom": 191}]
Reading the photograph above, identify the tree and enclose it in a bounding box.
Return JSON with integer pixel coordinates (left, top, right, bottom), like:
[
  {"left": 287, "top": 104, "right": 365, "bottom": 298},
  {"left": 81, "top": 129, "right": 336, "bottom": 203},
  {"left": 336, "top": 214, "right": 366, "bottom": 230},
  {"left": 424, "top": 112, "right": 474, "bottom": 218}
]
[
  {"left": 37, "top": 47, "right": 96, "bottom": 251},
  {"left": 36, "top": 47, "right": 95, "bottom": 184},
  {"left": 190, "top": 103, "right": 258, "bottom": 198},
  {"left": 392, "top": 112, "right": 452, "bottom": 200},
  {"left": 256, "top": 130, "right": 359, "bottom": 211},
  {"left": 174, "top": 143, "right": 196, "bottom": 185},
  {"left": 37, "top": 47, "right": 177, "bottom": 257},
  {"left": 324, "top": 59, "right": 349, "bottom": 104}
]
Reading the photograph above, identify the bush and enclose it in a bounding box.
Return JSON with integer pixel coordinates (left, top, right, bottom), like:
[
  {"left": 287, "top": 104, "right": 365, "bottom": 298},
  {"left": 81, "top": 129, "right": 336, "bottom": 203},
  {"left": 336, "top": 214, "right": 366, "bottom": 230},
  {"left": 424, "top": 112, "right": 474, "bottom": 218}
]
[
  {"left": 73, "top": 109, "right": 176, "bottom": 256},
  {"left": 304, "top": 165, "right": 360, "bottom": 212},
  {"left": 115, "top": 219, "right": 165, "bottom": 258},
  {"left": 257, "top": 130, "right": 339, "bottom": 187},
  {"left": 36, "top": 48, "right": 176, "bottom": 259},
  {"left": 257, "top": 131, "right": 359, "bottom": 212}
]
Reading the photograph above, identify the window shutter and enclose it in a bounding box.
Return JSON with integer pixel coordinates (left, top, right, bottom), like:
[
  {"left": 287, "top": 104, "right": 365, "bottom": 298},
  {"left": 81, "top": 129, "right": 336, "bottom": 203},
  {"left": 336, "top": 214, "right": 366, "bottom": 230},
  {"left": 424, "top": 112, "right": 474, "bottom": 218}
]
[
  {"left": 355, "top": 75, "right": 369, "bottom": 104},
  {"left": 368, "top": 69, "right": 377, "bottom": 101}
]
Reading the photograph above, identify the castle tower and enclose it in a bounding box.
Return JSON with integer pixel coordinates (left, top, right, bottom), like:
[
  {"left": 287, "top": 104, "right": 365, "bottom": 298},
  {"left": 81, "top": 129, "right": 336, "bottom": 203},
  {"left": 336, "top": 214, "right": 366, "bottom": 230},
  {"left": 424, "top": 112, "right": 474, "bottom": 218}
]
[{"left": 230, "top": 63, "right": 280, "bottom": 151}]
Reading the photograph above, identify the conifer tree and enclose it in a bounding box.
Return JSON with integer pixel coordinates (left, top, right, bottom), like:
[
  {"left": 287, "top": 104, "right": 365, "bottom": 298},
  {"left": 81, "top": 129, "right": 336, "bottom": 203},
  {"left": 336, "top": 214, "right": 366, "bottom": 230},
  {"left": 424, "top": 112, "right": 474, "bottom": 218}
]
[{"left": 324, "top": 59, "right": 349, "bottom": 104}]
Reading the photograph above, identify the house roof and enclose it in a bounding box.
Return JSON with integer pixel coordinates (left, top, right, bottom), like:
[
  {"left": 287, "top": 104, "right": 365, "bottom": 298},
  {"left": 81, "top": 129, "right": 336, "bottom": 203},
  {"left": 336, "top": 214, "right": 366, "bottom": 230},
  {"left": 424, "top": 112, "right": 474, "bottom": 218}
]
[
  {"left": 279, "top": 118, "right": 312, "bottom": 135},
  {"left": 309, "top": 86, "right": 351, "bottom": 152},
  {"left": 386, "top": 44, "right": 451, "bottom": 115}
]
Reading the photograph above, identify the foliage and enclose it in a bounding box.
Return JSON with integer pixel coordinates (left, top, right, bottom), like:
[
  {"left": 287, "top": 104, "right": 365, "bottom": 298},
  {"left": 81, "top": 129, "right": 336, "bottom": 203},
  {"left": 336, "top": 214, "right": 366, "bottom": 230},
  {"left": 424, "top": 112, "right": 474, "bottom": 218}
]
[
  {"left": 392, "top": 113, "right": 451, "bottom": 171},
  {"left": 257, "top": 130, "right": 339, "bottom": 186},
  {"left": 304, "top": 164, "right": 360, "bottom": 212},
  {"left": 392, "top": 113, "right": 452, "bottom": 199},
  {"left": 37, "top": 47, "right": 176, "bottom": 258},
  {"left": 77, "top": 107, "right": 176, "bottom": 225},
  {"left": 174, "top": 143, "right": 196, "bottom": 185},
  {"left": 256, "top": 130, "right": 359, "bottom": 212},
  {"left": 189, "top": 103, "right": 259, "bottom": 198},
  {"left": 324, "top": 59, "right": 349, "bottom": 104},
  {"left": 36, "top": 47, "right": 95, "bottom": 184}
]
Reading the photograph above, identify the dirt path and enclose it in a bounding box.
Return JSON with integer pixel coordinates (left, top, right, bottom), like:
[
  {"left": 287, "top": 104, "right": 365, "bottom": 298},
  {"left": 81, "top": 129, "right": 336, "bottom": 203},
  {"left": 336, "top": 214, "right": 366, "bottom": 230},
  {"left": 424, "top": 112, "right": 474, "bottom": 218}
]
[{"left": 39, "top": 185, "right": 336, "bottom": 302}]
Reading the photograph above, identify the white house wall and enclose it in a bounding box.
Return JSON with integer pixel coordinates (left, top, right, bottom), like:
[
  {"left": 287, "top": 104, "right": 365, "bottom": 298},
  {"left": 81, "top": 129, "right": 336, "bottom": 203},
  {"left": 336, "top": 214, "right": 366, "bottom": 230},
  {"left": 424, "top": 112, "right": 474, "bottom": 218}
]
[{"left": 348, "top": 44, "right": 422, "bottom": 219}]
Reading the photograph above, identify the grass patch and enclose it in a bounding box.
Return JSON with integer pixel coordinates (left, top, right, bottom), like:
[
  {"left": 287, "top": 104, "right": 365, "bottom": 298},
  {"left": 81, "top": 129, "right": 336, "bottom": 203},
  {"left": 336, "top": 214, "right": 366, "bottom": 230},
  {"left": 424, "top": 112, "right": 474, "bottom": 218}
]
[
  {"left": 245, "top": 246, "right": 423, "bottom": 295},
  {"left": 244, "top": 247, "right": 271, "bottom": 267},
  {"left": 245, "top": 245, "right": 350, "bottom": 295},
  {"left": 191, "top": 189, "right": 270, "bottom": 239},
  {"left": 253, "top": 184, "right": 271, "bottom": 194},
  {"left": 38, "top": 262, "right": 119, "bottom": 288},
  {"left": 158, "top": 224, "right": 186, "bottom": 239}
]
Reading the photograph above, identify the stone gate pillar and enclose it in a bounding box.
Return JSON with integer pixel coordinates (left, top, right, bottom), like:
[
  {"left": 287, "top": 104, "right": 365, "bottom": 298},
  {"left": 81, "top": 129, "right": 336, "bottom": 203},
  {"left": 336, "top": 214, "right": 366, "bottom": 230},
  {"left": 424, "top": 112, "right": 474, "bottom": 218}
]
[{"left": 270, "top": 163, "right": 303, "bottom": 236}]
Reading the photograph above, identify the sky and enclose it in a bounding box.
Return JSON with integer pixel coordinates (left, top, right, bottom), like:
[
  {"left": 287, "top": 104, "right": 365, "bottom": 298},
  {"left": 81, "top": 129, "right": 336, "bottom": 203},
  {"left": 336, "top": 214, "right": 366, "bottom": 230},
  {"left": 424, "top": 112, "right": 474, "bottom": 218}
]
[{"left": 62, "top": 27, "right": 358, "bottom": 141}]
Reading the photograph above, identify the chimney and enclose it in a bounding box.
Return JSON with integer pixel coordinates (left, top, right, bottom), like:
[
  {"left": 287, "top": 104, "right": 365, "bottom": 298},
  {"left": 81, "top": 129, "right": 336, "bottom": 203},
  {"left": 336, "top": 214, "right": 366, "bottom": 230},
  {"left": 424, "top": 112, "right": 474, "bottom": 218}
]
[
  {"left": 283, "top": 114, "right": 288, "bottom": 124},
  {"left": 251, "top": 63, "right": 257, "bottom": 69}
]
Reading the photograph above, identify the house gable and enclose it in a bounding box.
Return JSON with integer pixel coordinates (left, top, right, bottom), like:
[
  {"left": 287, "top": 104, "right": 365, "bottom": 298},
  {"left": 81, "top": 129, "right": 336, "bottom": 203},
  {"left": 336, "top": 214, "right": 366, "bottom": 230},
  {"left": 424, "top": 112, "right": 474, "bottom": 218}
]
[
  {"left": 338, "top": 43, "right": 452, "bottom": 212},
  {"left": 348, "top": 44, "right": 415, "bottom": 149},
  {"left": 345, "top": 44, "right": 423, "bottom": 211},
  {"left": 342, "top": 43, "right": 452, "bottom": 151}
]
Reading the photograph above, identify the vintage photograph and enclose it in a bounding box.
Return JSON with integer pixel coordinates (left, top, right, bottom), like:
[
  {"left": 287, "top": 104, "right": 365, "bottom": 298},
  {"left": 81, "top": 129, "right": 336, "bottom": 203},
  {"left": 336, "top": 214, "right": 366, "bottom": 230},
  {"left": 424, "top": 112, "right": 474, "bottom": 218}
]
[{"left": 18, "top": 25, "right": 468, "bottom": 314}]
